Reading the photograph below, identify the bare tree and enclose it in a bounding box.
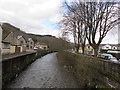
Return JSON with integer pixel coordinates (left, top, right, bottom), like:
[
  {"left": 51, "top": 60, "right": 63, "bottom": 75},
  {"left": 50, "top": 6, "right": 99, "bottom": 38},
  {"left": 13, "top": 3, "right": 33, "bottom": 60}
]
[
  {"left": 61, "top": 0, "right": 120, "bottom": 56},
  {"left": 60, "top": 1, "right": 87, "bottom": 54}
]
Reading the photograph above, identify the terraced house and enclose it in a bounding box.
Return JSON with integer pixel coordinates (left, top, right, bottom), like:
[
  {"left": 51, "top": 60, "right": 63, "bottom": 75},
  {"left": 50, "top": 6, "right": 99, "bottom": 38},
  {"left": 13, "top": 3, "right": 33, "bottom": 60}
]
[
  {"left": 2, "top": 32, "right": 34, "bottom": 54},
  {"left": 1, "top": 23, "right": 34, "bottom": 54}
]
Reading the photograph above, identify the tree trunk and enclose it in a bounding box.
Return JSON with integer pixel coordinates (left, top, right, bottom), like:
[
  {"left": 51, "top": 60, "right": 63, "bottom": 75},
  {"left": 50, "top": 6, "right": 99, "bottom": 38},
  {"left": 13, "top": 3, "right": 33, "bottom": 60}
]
[
  {"left": 92, "top": 45, "right": 99, "bottom": 56},
  {"left": 82, "top": 44, "right": 85, "bottom": 55},
  {"left": 76, "top": 45, "right": 79, "bottom": 53}
]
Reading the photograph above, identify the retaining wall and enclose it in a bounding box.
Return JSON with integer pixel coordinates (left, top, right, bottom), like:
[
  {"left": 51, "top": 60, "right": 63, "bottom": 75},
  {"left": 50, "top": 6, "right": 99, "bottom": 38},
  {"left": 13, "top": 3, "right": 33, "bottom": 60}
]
[
  {"left": 57, "top": 51, "right": 120, "bottom": 88},
  {"left": 2, "top": 49, "right": 48, "bottom": 87}
]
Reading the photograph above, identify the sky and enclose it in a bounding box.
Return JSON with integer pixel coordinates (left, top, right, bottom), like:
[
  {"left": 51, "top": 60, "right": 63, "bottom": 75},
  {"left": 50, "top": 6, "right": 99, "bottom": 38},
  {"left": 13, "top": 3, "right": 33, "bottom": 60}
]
[{"left": 0, "top": 0, "right": 119, "bottom": 44}]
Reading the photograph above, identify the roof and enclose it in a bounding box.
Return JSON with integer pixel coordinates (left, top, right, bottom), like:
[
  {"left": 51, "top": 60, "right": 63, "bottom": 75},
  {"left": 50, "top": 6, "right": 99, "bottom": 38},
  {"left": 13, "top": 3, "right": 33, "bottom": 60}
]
[
  {"left": 38, "top": 43, "right": 47, "bottom": 45},
  {"left": 11, "top": 44, "right": 22, "bottom": 46},
  {"left": 10, "top": 32, "right": 30, "bottom": 42},
  {"left": 2, "top": 41, "right": 10, "bottom": 44}
]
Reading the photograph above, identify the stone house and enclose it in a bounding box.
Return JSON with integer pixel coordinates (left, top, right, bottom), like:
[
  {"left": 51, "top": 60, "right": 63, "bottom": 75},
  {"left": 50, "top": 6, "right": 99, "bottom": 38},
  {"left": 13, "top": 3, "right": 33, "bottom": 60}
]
[
  {"left": 2, "top": 32, "right": 26, "bottom": 53},
  {"left": 35, "top": 42, "right": 48, "bottom": 50},
  {"left": 2, "top": 41, "right": 10, "bottom": 54},
  {"left": 3, "top": 32, "right": 19, "bottom": 46},
  {"left": 2, "top": 32, "right": 34, "bottom": 54},
  {"left": 26, "top": 38, "right": 34, "bottom": 49}
]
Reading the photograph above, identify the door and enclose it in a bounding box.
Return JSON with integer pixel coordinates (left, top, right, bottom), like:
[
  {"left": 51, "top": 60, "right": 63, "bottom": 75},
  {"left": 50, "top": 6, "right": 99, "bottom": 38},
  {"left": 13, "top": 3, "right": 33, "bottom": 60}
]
[{"left": 15, "top": 46, "right": 21, "bottom": 53}]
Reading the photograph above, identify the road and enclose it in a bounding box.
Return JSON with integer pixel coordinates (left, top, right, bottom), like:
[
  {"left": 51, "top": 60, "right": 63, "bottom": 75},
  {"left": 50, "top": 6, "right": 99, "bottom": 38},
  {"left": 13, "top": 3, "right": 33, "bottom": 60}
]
[{"left": 7, "top": 53, "right": 79, "bottom": 88}]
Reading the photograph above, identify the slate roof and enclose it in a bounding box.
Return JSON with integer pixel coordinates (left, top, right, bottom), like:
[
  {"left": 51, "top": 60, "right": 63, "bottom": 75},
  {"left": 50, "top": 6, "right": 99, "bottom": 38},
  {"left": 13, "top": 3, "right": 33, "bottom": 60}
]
[
  {"left": 39, "top": 43, "right": 47, "bottom": 45},
  {"left": 10, "top": 32, "right": 30, "bottom": 42},
  {"left": 2, "top": 41, "right": 10, "bottom": 44}
]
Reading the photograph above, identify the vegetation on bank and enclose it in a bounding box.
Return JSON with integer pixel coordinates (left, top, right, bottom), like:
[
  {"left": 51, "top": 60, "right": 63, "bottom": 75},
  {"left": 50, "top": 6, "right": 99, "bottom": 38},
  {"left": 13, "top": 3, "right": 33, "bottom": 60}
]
[{"left": 57, "top": 51, "right": 120, "bottom": 88}]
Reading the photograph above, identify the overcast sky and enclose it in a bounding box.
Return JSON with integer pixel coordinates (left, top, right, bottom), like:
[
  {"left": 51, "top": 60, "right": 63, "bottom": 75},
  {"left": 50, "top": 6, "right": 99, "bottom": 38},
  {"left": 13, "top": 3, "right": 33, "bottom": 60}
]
[{"left": 0, "top": 0, "right": 119, "bottom": 44}]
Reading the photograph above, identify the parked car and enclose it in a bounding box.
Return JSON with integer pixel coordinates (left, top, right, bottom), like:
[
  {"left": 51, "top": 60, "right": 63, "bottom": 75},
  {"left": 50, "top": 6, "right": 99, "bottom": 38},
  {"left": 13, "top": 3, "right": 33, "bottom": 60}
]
[
  {"left": 34, "top": 47, "right": 39, "bottom": 50},
  {"left": 98, "top": 53, "right": 119, "bottom": 63}
]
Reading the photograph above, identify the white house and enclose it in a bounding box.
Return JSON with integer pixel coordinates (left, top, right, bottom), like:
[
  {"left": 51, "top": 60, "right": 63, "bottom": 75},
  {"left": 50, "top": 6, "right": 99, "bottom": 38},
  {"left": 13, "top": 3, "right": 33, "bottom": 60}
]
[{"left": 102, "top": 44, "right": 112, "bottom": 50}]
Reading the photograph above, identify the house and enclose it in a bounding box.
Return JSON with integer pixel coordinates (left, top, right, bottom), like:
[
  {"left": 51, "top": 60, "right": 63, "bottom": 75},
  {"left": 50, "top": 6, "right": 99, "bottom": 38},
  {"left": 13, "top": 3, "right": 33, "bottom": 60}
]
[
  {"left": 101, "top": 44, "right": 112, "bottom": 50},
  {"left": 101, "top": 44, "right": 118, "bottom": 50},
  {"left": 1, "top": 22, "right": 35, "bottom": 54},
  {"left": 3, "top": 32, "right": 19, "bottom": 46},
  {"left": 25, "top": 37, "right": 34, "bottom": 49},
  {"left": 85, "top": 44, "right": 94, "bottom": 54},
  {"left": 2, "top": 41, "right": 11, "bottom": 54},
  {"left": 100, "top": 44, "right": 118, "bottom": 53},
  {"left": 2, "top": 32, "right": 26, "bottom": 53},
  {"left": 35, "top": 42, "right": 48, "bottom": 50},
  {"left": 79, "top": 44, "right": 94, "bottom": 54},
  {"left": 2, "top": 31, "right": 35, "bottom": 54}
]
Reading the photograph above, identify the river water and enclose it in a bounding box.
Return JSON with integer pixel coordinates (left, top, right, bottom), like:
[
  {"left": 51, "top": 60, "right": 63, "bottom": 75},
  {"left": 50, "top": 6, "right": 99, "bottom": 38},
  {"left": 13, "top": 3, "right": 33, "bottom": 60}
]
[{"left": 7, "top": 53, "right": 79, "bottom": 88}]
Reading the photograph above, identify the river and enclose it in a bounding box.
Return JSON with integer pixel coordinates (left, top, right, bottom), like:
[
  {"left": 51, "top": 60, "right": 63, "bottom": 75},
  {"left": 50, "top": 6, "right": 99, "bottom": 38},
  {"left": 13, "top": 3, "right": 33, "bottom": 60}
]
[{"left": 7, "top": 53, "right": 79, "bottom": 88}]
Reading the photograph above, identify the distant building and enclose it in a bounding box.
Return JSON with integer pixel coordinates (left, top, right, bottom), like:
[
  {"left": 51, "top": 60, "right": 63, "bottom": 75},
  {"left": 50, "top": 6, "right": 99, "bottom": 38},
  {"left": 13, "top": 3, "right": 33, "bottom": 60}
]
[
  {"left": 35, "top": 42, "right": 48, "bottom": 50},
  {"left": 100, "top": 44, "right": 118, "bottom": 50},
  {"left": 100, "top": 44, "right": 118, "bottom": 53},
  {"left": 102, "top": 44, "right": 112, "bottom": 50},
  {"left": 79, "top": 44, "right": 94, "bottom": 55}
]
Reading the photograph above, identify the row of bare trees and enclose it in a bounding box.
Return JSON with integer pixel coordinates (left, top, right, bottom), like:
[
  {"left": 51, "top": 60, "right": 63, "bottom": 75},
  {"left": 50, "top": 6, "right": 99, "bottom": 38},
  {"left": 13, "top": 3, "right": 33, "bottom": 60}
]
[{"left": 60, "top": 0, "right": 120, "bottom": 56}]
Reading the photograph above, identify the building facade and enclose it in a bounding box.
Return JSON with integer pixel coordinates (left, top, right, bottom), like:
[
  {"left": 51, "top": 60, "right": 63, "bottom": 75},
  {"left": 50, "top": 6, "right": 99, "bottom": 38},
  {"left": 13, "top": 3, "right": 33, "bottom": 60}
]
[
  {"left": 35, "top": 42, "right": 48, "bottom": 50},
  {"left": 26, "top": 38, "right": 34, "bottom": 49}
]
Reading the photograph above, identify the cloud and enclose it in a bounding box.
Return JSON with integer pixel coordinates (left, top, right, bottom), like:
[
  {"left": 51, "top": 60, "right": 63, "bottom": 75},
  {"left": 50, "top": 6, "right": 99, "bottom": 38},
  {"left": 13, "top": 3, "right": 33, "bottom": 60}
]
[
  {"left": 0, "top": 0, "right": 118, "bottom": 44},
  {"left": 0, "top": 0, "right": 62, "bottom": 37}
]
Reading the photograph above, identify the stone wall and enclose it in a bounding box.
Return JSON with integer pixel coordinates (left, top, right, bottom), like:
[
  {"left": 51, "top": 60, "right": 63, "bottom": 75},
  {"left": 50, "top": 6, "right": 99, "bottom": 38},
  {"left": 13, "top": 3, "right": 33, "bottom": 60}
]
[{"left": 2, "top": 49, "right": 48, "bottom": 87}]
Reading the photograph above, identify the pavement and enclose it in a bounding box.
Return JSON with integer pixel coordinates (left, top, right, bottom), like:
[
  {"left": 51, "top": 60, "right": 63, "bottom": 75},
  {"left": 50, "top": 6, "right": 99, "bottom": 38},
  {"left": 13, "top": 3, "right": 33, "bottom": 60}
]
[
  {"left": 2, "top": 50, "right": 36, "bottom": 61},
  {"left": 6, "top": 53, "right": 79, "bottom": 88}
]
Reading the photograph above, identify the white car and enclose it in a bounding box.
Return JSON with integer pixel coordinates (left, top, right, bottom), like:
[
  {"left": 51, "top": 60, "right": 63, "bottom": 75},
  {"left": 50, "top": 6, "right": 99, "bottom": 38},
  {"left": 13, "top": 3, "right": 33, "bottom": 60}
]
[{"left": 99, "top": 53, "right": 118, "bottom": 63}]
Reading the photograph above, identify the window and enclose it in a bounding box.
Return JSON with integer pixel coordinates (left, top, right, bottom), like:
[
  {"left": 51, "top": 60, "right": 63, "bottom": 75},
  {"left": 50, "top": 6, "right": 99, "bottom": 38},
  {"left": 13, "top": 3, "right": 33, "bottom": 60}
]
[
  {"left": 88, "top": 46, "right": 90, "bottom": 49},
  {"left": 44, "top": 47, "right": 46, "bottom": 49},
  {"left": 21, "top": 41, "right": 23, "bottom": 44}
]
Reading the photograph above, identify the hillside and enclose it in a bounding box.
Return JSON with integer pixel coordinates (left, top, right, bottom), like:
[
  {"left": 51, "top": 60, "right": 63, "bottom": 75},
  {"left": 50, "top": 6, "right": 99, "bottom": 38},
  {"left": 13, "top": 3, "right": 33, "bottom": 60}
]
[
  {"left": 2, "top": 23, "right": 72, "bottom": 51},
  {"left": 2, "top": 23, "right": 27, "bottom": 39}
]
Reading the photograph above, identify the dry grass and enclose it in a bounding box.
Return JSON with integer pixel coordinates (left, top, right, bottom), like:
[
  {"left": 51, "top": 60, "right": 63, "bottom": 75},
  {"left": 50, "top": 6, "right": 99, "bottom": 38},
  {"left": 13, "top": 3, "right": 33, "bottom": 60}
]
[{"left": 57, "top": 51, "right": 120, "bottom": 88}]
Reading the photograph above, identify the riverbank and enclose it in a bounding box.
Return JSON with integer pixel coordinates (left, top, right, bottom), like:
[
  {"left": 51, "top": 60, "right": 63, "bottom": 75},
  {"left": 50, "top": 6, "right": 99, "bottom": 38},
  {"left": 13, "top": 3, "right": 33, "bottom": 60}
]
[{"left": 57, "top": 51, "right": 120, "bottom": 88}]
